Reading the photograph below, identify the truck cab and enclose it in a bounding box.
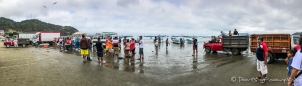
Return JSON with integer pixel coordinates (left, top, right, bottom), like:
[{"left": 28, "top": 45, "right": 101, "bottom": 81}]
[{"left": 291, "top": 32, "right": 301, "bottom": 49}]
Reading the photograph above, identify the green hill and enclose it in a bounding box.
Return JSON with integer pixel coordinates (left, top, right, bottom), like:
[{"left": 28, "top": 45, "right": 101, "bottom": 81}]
[{"left": 0, "top": 17, "right": 78, "bottom": 36}]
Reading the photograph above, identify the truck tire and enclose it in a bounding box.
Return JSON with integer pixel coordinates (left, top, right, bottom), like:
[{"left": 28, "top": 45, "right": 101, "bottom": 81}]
[
  {"left": 231, "top": 48, "right": 239, "bottom": 55},
  {"left": 205, "top": 47, "right": 211, "bottom": 53},
  {"left": 6, "top": 44, "right": 10, "bottom": 48},
  {"left": 22, "top": 44, "right": 26, "bottom": 47},
  {"left": 267, "top": 52, "right": 274, "bottom": 64}
]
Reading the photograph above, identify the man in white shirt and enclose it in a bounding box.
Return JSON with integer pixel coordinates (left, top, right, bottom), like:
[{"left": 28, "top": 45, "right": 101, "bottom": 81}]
[
  {"left": 138, "top": 36, "right": 144, "bottom": 60},
  {"left": 13, "top": 38, "right": 18, "bottom": 47}
]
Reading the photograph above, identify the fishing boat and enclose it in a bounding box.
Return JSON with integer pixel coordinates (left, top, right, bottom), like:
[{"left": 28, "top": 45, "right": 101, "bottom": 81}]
[
  {"left": 186, "top": 38, "right": 193, "bottom": 44},
  {"left": 172, "top": 37, "right": 185, "bottom": 44}
]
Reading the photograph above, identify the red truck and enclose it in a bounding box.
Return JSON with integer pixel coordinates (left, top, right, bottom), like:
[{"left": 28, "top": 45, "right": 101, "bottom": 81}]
[
  {"left": 33, "top": 32, "right": 61, "bottom": 45},
  {"left": 3, "top": 38, "right": 31, "bottom": 48},
  {"left": 203, "top": 34, "right": 249, "bottom": 55}
]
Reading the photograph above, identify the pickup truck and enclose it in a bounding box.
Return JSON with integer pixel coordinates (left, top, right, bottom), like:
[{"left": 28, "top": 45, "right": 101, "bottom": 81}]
[
  {"left": 250, "top": 33, "right": 300, "bottom": 63},
  {"left": 203, "top": 33, "right": 249, "bottom": 55},
  {"left": 3, "top": 38, "right": 31, "bottom": 48}
]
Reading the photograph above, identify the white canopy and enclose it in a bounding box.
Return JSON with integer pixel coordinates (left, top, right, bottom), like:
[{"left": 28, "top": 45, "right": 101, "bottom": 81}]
[{"left": 73, "top": 32, "right": 86, "bottom": 35}]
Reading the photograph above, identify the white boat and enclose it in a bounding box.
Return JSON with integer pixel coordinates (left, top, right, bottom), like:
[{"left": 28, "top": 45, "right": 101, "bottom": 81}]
[
  {"left": 172, "top": 37, "right": 185, "bottom": 44},
  {"left": 186, "top": 38, "right": 193, "bottom": 44}
]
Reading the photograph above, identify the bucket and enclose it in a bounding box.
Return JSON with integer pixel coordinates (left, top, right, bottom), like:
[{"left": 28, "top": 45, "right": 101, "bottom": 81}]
[{"left": 44, "top": 45, "right": 48, "bottom": 48}]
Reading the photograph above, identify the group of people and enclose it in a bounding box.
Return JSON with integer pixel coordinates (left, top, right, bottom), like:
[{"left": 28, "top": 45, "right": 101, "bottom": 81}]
[
  {"left": 209, "top": 36, "right": 222, "bottom": 43},
  {"left": 221, "top": 28, "right": 239, "bottom": 37},
  {"left": 78, "top": 35, "right": 145, "bottom": 64},
  {"left": 55, "top": 36, "right": 94, "bottom": 61},
  {"left": 255, "top": 34, "right": 302, "bottom": 85},
  {"left": 208, "top": 29, "right": 239, "bottom": 43}
]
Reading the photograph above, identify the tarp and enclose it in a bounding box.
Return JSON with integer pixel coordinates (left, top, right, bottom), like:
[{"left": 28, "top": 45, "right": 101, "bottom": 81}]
[
  {"left": 73, "top": 32, "right": 86, "bottom": 35},
  {"left": 102, "top": 32, "right": 116, "bottom": 35}
]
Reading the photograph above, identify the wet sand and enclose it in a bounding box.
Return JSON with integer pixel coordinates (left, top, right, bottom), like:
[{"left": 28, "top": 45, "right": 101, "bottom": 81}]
[{"left": 0, "top": 39, "right": 289, "bottom": 86}]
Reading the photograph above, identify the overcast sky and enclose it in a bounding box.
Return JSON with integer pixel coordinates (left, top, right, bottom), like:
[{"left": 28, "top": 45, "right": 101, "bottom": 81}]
[{"left": 0, "top": 0, "right": 301, "bottom": 36}]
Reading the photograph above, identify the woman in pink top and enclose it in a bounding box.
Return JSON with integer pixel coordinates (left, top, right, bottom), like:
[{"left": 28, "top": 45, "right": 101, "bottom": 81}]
[{"left": 124, "top": 39, "right": 131, "bottom": 57}]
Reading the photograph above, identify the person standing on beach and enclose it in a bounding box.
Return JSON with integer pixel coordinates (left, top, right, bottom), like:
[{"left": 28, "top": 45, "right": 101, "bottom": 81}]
[
  {"left": 95, "top": 38, "right": 105, "bottom": 64},
  {"left": 288, "top": 37, "right": 302, "bottom": 86},
  {"left": 192, "top": 37, "right": 198, "bottom": 56},
  {"left": 138, "top": 36, "right": 144, "bottom": 60},
  {"left": 124, "top": 39, "right": 131, "bottom": 58},
  {"left": 13, "top": 38, "right": 18, "bottom": 47},
  {"left": 255, "top": 36, "right": 268, "bottom": 84},
  {"left": 53, "top": 37, "right": 57, "bottom": 49},
  {"left": 130, "top": 38, "right": 136, "bottom": 58},
  {"left": 154, "top": 37, "right": 159, "bottom": 54},
  {"left": 166, "top": 38, "right": 169, "bottom": 50},
  {"left": 113, "top": 37, "right": 122, "bottom": 59},
  {"left": 105, "top": 36, "right": 112, "bottom": 56},
  {"left": 79, "top": 35, "right": 89, "bottom": 62},
  {"left": 123, "top": 36, "right": 127, "bottom": 45},
  {"left": 86, "top": 39, "right": 92, "bottom": 61}
]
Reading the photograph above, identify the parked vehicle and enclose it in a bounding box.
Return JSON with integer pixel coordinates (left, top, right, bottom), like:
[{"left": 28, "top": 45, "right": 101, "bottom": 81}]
[
  {"left": 250, "top": 33, "right": 300, "bottom": 63},
  {"left": 19, "top": 33, "right": 37, "bottom": 45},
  {"left": 203, "top": 33, "right": 249, "bottom": 55},
  {"left": 33, "top": 32, "right": 61, "bottom": 45},
  {"left": 3, "top": 38, "right": 31, "bottom": 47}
]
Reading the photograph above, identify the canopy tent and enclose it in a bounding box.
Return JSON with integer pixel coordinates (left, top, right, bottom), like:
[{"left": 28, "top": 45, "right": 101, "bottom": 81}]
[
  {"left": 73, "top": 32, "right": 86, "bottom": 35},
  {"left": 102, "top": 32, "right": 117, "bottom": 35}
]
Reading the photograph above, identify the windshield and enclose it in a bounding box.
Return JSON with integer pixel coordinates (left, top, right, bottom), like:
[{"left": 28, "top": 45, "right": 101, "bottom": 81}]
[{"left": 293, "top": 37, "right": 299, "bottom": 45}]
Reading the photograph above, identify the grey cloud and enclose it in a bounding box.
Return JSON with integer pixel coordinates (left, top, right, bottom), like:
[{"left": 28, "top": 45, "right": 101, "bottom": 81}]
[{"left": 116, "top": 0, "right": 139, "bottom": 7}]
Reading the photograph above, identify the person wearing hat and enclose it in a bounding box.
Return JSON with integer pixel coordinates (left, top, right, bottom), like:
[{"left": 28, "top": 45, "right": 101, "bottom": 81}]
[
  {"left": 233, "top": 28, "right": 238, "bottom": 36},
  {"left": 255, "top": 36, "right": 268, "bottom": 84}
]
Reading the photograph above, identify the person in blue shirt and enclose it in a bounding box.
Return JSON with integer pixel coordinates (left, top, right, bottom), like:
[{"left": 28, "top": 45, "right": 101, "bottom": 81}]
[
  {"left": 285, "top": 50, "right": 295, "bottom": 77},
  {"left": 288, "top": 37, "right": 302, "bottom": 86},
  {"left": 75, "top": 37, "right": 80, "bottom": 50}
]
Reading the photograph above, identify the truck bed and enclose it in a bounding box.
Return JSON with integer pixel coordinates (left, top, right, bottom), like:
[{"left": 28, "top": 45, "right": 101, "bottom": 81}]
[
  {"left": 222, "top": 35, "right": 249, "bottom": 49},
  {"left": 250, "top": 34, "right": 291, "bottom": 54}
]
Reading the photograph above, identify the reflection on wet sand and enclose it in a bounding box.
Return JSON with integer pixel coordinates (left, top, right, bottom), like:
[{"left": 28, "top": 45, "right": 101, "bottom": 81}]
[
  {"left": 123, "top": 58, "right": 135, "bottom": 72},
  {"left": 193, "top": 56, "right": 198, "bottom": 69}
]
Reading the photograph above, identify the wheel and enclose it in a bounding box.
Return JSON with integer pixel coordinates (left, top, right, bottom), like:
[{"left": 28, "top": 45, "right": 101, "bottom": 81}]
[
  {"left": 231, "top": 48, "right": 239, "bottom": 55},
  {"left": 6, "top": 44, "right": 10, "bottom": 48},
  {"left": 205, "top": 47, "right": 211, "bottom": 53},
  {"left": 22, "top": 44, "right": 26, "bottom": 47},
  {"left": 267, "top": 52, "right": 274, "bottom": 64}
]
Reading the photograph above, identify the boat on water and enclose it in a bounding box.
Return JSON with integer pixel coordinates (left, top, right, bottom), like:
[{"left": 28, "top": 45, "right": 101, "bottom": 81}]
[
  {"left": 92, "top": 32, "right": 117, "bottom": 45},
  {"left": 172, "top": 37, "right": 185, "bottom": 44},
  {"left": 186, "top": 38, "right": 193, "bottom": 44}
]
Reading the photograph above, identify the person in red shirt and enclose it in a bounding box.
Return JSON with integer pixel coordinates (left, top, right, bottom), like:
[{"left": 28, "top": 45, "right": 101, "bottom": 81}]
[
  {"left": 255, "top": 36, "right": 268, "bottom": 84},
  {"left": 130, "top": 38, "right": 136, "bottom": 58}
]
